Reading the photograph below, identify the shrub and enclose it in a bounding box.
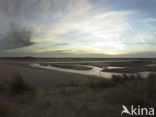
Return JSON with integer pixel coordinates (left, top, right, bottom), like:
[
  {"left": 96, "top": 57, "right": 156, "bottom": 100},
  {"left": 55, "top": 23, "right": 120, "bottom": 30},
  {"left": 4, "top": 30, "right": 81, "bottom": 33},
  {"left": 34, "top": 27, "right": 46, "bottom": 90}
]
[
  {"left": 111, "top": 73, "right": 142, "bottom": 84},
  {"left": 0, "top": 80, "right": 6, "bottom": 92},
  {"left": 108, "top": 74, "right": 156, "bottom": 107},
  {"left": 69, "top": 80, "right": 77, "bottom": 87},
  {"left": 87, "top": 79, "right": 116, "bottom": 88},
  {"left": 108, "top": 81, "right": 147, "bottom": 106},
  {"left": 111, "top": 75, "right": 124, "bottom": 84},
  {"left": 7, "top": 73, "right": 36, "bottom": 95},
  {"left": 0, "top": 101, "right": 11, "bottom": 117},
  {"left": 146, "top": 73, "right": 156, "bottom": 88},
  {"left": 143, "top": 73, "right": 156, "bottom": 105}
]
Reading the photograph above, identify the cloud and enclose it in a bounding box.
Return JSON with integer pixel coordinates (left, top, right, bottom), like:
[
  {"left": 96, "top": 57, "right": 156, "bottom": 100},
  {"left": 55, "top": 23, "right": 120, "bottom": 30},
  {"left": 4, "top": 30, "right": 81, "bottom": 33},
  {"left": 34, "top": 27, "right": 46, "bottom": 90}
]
[
  {"left": 1, "top": 0, "right": 154, "bottom": 57},
  {"left": 118, "top": 51, "right": 156, "bottom": 58},
  {"left": 10, "top": 0, "right": 135, "bottom": 54},
  {"left": 0, "top": 23, "right": 34, "bottom": 50},
  {"left": 51, "top": 43, "right": 69, "bottom": 47},
  {"left": 47, "top": 9, "right": 134, "bottom": 53},
  {"left": 124, "top": 42, "right": 156, "bottom": 45},
  {"left": 146, "top": 18, "right": 156, "bottom": 22},
  {"left": 0, "top": 0, "right": 134, "bottom": 45},
  {"left": 138, "top": 32, "right": 156, "bottom": 41},
  {"left": 2, "top": 48, "right": 156, "bottom": 58}
]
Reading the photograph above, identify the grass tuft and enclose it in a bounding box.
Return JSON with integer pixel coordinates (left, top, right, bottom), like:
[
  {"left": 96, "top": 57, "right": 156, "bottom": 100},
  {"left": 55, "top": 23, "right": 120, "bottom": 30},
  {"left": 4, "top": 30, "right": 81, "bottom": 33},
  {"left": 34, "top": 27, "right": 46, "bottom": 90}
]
[
  {"left": 87, "top": 79, "right": 116, "bottom": 88},
  {"left": 0, "top": 101, "right": 11, "bottom": 117},
  {"left": 7, "top": 73, "right": 36, "bottom": 95},
  {"left": 108, "top": 73, "right": 156, "bottom": 107},
  {"left": 0, "top": 80, "right": 6, "bottom": 92},
  {"left": 0, "top": 73, "right": 36, "bottom": 95},
  {"left": 111, "top": 73, "right": 142, "bottom": 84}
]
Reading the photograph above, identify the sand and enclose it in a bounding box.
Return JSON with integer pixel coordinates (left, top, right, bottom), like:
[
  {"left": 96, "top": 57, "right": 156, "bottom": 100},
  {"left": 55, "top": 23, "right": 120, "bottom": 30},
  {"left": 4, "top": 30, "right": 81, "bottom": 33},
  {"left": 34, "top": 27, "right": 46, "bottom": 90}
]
[
  {"left": 0, "top": 59, "right": 155, "bottom": 117},
  {"left": 0, "top": 62, "right": 98, "bottom": 89}
]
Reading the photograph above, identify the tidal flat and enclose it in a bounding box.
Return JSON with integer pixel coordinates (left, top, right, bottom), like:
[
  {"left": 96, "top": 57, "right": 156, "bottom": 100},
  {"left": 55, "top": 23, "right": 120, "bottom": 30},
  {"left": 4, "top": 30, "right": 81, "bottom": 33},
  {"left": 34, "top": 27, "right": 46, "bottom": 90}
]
[{"left": 0, "top": 57, "right": 156, "bottom": 117}]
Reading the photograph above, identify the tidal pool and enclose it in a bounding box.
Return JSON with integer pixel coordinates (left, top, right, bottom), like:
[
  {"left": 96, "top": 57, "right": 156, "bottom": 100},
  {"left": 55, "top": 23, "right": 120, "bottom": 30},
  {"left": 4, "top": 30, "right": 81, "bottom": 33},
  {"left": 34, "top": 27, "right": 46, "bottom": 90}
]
[{"left": 30, "top": 63, "right": 155, "bottom": 79}]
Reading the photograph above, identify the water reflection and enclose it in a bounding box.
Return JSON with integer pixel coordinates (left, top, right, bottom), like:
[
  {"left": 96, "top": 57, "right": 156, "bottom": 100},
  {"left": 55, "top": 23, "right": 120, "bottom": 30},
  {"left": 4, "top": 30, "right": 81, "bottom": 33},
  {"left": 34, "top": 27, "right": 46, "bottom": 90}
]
[{"left": 30, "top": 63, "right": 155, "bottom": 79}]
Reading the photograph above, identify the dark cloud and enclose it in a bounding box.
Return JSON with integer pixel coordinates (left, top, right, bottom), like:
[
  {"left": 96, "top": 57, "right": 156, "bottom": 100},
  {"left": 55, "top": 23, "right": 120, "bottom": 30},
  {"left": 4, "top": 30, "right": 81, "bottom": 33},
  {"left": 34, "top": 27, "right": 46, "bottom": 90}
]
[
  {"left": 0, "top": 23, "right": 35, "bottom": 50},
  {"left": 51, "top": 43, "right": 69, "bottom": 47}
]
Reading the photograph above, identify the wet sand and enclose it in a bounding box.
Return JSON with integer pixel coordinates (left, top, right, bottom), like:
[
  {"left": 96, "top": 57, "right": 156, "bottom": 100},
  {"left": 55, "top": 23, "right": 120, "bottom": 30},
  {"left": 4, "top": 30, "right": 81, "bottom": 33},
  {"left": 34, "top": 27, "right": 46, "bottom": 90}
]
[
  {"left": 0, "top": 62, "right": 99, "bottom": 89},
  {"left": 1, "top": 58, "right": 156, "bottom": 88},
  {"left": 0, "top": 58, "right": 156, "bottom": 117}
]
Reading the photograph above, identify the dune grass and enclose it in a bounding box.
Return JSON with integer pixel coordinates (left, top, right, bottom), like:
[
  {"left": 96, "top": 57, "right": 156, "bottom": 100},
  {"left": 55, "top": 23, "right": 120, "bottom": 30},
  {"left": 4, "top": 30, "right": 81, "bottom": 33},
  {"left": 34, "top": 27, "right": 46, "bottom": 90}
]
[
  {"left": 108, "top": 73, "right": 156, "bottom": 107},
  {"left": 0, "top": 73, "right": 36, "bottom": 95},
  {"left": 111, "top": 73, "right": 142, "bottom": 84},
  {"left": 0, "top": 73, "right": 36, "bottom": 117},
  {"left": 87, "top": 79, "right": 116, "bottom": 88},
  {"left": 0, "top": 72, "right": 156, "bottom": 117},
  {"left": 7, "top": 73, "right": 36, "bottom": 95},
  {"left": 0, "top": 101, "right": 11, "bottom": 117}
]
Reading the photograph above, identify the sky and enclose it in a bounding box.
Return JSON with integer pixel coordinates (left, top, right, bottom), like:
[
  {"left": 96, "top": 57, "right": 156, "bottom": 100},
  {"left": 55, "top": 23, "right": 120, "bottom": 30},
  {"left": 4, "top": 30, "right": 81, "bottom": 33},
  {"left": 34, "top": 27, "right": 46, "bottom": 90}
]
[{"left": 0, "top": 0, "right": 156, "bottom": 57}]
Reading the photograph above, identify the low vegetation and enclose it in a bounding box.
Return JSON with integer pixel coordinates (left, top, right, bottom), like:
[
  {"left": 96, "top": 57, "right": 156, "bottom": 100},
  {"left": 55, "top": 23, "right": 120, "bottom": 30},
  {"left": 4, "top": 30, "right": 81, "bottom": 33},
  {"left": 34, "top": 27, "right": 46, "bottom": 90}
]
[
  {"left": 108, "top": 73, "right": 156, "bottom": 108},
  {"left": 0, "top": 73, "right": 36, "bottom": 95},
  {"left": 0, "top": 73, "right": 36, "bottom": 117},
  {"left": 0, "top": 73, "right": 156, "bottom": 117},
  {"left": 87, "top": 78, "right": 116, "bottom": 88},
  {"left": 111, "top": 73, "right": 142, "bottom": 84}
]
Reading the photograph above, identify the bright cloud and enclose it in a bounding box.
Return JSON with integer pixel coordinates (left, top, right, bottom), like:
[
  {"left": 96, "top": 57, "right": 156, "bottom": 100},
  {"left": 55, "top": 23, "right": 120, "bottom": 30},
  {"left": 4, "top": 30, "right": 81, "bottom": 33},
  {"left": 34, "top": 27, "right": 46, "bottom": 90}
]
[{"left": 0, "top": 0, "right": 156, "bottom": 57}]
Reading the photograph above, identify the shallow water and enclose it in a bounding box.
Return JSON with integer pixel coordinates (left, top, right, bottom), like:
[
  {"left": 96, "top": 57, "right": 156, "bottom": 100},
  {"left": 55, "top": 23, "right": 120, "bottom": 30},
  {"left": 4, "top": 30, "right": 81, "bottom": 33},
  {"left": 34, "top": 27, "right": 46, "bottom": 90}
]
[
  {"left": 106, "top": 66, "right": 126, "bottom": 69},
  {"left": 30, "top": 63, "right": 155, "bottom": 79},
  {"left": 147, "top": 64, "right": 156, "bottom": 66}
]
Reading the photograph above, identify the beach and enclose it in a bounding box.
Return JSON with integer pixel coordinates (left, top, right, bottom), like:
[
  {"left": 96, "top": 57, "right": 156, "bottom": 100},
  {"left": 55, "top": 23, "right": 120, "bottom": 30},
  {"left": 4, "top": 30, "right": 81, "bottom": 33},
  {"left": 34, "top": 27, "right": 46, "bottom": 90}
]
[
  {"left": 0, "top": 61, "right": 99, "bottom": 89},
  {"left": 0, "top": 59, "right": 156, "bottom": 117}
]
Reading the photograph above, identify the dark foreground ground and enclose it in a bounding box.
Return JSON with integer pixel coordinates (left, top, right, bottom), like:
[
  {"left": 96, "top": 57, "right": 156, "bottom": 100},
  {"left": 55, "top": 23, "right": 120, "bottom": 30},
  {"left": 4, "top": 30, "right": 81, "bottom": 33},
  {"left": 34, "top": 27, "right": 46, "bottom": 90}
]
[{"left": 0, "top": 58, "right": 156, "bottom": 117}]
